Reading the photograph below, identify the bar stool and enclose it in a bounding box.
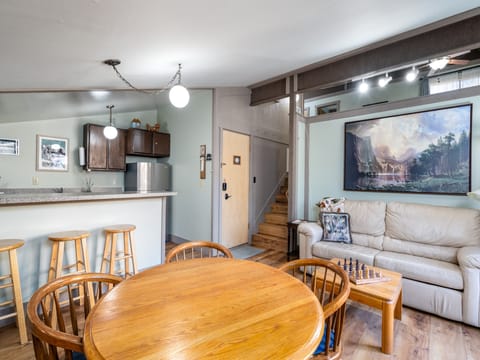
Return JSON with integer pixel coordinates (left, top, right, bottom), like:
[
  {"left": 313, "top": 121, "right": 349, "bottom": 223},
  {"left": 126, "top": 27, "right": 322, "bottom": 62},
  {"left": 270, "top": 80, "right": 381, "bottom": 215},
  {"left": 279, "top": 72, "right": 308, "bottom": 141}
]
[
  {"left": 101, "top": 224, "right": 137, "bottom": 278},
  {"left": 0, "top": 239, "right": 28, "bottom": 344},
  {"left": 47, "top": 230, "right": 91, "bottom": 282}
]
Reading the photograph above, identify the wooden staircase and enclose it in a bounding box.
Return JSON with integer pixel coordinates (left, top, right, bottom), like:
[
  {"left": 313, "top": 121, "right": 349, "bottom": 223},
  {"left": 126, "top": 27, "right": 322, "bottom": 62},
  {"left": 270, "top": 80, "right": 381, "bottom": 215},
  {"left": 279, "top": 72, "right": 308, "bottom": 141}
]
[{"left": 251, "top": 179, "right": 288, "bottom": 252}]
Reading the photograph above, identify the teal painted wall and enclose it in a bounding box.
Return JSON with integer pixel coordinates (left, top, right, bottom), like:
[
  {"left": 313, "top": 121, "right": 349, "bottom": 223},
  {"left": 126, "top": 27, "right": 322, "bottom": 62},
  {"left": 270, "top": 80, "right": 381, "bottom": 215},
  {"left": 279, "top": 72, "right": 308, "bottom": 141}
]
[
  {"left": 0, "top": 110, "right": 156, "bottom": 189},
  {"left": 306, "top": 93, "right": 480, "bottom": 221},
  {"left": 157, "top": 90, "right": 213, "bottom": 241}
]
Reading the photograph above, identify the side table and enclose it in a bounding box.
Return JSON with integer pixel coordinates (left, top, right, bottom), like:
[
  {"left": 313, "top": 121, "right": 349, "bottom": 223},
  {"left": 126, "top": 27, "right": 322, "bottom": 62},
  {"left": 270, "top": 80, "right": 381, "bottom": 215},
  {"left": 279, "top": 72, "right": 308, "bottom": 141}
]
[{"left": 287, "top": 220, "right": 305, "bottom": 260}]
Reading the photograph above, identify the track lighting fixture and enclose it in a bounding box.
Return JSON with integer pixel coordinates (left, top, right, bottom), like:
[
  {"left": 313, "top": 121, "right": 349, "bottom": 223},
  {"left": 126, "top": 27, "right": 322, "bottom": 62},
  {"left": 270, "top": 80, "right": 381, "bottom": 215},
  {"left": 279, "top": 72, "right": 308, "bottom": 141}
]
[
  {"left": 104, "top": 60, "right": 190, "bottom": 108},
  {"left": 378, "top": 73, "right": 392, "bottom": 88},
  {"left": 405, "top": 67, "right": 419, "bottom": 82},
  {"left": 358, "top": 79, "right": 369, "bottom": 93}
]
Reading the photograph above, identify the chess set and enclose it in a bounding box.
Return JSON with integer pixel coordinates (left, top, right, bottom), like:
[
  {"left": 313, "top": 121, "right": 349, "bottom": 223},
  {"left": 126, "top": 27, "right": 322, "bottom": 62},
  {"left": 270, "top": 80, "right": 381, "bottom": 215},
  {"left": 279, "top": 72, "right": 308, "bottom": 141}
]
[{"left": 337, "top": 258, "right": 391, "bottom": 285}]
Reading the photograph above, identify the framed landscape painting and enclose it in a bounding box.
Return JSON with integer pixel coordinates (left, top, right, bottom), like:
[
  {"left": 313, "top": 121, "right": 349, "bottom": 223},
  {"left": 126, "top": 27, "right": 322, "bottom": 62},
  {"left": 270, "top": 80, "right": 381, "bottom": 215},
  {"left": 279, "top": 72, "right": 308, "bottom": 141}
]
[
  {"left": 344, "top": 104, "right": 472, "bottom": 195},
  {"left": 36, "top": 135, "right": 69, "bottom": 171}
]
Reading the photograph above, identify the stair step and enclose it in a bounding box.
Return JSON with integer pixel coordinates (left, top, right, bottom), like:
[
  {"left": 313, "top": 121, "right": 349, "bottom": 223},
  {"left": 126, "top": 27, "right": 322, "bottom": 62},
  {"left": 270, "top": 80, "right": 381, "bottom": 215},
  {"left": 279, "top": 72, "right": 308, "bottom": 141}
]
[
  {"left": 264, "top": 213, "right": 288, "bottom": 225},
  {"left": 258, "top": 223, "right": 287, "bottom": 238},
  {"left": 280, "top": 185, "right": 288, "bottom": 195},
  {"left": 271, "top": 203, "right": 288, "bottom": 214},
  {"left": 251, "top": 233, "right": 287, "bottom": 252},
  {"left": 275, "top": 194, "right": 288, "bottom": 203}
]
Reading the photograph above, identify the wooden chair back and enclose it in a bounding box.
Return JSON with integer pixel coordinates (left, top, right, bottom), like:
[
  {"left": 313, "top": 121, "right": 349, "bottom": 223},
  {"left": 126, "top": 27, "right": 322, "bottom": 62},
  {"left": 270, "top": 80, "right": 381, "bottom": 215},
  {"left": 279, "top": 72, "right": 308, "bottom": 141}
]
[
  {"left": 165, "top": 241, "right": 233, "bottom": 263},
  {"left": 27, "top": 272, "right": 122, "bottom": 360},
  {"left": 279, "top": 258, "right": 350, "bottom": 360}
]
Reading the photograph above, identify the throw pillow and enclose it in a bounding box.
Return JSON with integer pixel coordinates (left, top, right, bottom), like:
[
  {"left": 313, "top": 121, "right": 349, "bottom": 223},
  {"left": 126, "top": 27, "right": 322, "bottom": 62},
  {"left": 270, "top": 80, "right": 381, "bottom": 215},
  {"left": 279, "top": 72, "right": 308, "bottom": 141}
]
[{"left": 321, "top": 212, "right": 352, "bottom": 244}]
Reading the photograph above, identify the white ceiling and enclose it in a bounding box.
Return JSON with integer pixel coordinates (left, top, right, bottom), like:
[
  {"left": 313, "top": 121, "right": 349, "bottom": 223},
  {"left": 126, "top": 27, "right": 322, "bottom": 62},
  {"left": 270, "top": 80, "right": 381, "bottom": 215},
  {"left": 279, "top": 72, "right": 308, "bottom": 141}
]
[{"left": 0, "top": 1, "right": 479, "bottom": 91}]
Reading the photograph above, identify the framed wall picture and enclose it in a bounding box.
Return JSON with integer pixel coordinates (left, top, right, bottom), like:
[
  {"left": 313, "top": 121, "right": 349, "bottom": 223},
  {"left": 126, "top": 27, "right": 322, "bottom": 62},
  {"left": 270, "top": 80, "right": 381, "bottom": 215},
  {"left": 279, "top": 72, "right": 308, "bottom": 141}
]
[
  {"left": 344, "top": 104, "right": 472, "bottom": 195},
  {"left": 0, "top": 138, "right": 19, "bottom": 155},
  {"left": 36, "top": 135, "right": 69, "bottom": 171}
]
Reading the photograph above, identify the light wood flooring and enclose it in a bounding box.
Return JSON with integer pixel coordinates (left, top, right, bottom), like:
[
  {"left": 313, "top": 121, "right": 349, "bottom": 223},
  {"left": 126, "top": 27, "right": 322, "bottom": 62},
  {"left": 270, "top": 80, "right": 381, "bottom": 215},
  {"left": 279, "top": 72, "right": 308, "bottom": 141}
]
[{"left": 2, "top": 242, "right": 480, "bottom": 360}]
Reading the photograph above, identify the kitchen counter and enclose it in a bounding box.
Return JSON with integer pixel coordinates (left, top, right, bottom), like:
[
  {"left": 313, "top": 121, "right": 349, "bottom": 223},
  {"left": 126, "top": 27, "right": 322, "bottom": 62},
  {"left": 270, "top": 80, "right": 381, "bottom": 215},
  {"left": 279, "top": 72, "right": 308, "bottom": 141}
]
[
  {"left": 0, "top": 190, "right": 176, "bottom": 300},
  {"left": 0, "top": 190, "right": 176, "bottom": 206}
]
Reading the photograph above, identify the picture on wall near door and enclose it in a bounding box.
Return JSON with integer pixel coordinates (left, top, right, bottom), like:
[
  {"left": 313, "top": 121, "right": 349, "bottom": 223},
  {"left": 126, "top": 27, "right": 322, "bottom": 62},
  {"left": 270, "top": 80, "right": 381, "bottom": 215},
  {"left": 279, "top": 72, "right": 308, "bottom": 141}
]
[
  {"left": 344, "top": 104, "right": 472, "bottom": 195},
  {"left": 36, "top": 135, "right": 69, "bottom": 171}
]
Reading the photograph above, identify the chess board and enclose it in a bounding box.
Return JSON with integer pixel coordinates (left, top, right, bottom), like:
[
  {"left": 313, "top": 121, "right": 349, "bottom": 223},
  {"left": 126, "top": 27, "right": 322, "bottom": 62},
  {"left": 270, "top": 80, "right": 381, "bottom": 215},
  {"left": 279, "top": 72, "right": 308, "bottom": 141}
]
[{"left": 335, "top": 258, "right": 391, "bottom": 285}]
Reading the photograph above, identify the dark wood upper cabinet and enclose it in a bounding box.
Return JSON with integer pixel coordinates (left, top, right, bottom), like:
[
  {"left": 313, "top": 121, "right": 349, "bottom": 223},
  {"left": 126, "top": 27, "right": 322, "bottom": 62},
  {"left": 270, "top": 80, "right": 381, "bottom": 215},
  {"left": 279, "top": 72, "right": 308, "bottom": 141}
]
[
  {"left": 126, "top": 128, "right": 170, "bottom": 157},
  {"left": 84, "top": 124, "right": 126, "bottom": 171}
]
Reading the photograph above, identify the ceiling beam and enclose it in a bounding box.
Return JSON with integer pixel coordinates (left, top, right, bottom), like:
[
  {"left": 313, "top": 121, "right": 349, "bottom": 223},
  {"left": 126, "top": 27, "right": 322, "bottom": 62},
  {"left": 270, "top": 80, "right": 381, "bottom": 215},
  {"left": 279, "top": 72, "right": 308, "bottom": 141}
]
[{"left": 250, "top": 10, "right": 480, "bottom": 105}]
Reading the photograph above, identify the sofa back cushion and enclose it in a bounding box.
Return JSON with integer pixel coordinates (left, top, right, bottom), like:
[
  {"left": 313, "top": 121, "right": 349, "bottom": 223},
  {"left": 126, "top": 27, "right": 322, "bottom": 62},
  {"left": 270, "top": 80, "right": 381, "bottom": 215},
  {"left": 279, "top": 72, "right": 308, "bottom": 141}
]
[
  {"left": 344, "top": 200, "right": 386, "bottom": 250},
  {"left": 385, "top": 201, "right": 480, "bottom": 263}
]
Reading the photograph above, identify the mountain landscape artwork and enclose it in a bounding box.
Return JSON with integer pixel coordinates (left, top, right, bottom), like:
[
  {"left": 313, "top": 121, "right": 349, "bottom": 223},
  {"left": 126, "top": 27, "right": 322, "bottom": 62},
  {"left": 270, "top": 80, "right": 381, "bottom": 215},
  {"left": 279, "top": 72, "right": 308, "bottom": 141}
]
[{"left": 344, "top": 104, "right": 472, "bottom": 194}]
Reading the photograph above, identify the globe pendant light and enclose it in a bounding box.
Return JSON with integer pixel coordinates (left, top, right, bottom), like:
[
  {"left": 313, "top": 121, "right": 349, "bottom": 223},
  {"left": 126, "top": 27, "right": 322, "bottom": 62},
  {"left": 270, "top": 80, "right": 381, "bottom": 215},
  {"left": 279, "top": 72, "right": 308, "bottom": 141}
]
[
  {"left": 104, "top": 60, "right": 190, "bottom": 109},
  {"left": 169, "top": 84, "right": 190, "bottom": 108},
  {"left": 103, "top": 105, "right": 118, "bottom": 140}
]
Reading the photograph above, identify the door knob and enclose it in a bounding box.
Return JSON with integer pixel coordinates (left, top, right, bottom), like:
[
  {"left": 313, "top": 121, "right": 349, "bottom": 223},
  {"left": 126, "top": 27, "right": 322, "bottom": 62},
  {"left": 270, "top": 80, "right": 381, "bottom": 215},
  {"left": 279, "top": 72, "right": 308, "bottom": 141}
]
[{"left": 225, "top": 193, "right": 232, "bottom": 200}]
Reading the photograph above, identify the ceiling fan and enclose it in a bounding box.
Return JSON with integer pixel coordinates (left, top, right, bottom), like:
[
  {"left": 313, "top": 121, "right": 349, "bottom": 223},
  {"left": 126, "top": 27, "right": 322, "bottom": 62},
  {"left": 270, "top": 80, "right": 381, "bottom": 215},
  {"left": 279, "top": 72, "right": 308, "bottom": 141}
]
[{"left": 424, "top": 50, "right": 473, "bottom": 76}]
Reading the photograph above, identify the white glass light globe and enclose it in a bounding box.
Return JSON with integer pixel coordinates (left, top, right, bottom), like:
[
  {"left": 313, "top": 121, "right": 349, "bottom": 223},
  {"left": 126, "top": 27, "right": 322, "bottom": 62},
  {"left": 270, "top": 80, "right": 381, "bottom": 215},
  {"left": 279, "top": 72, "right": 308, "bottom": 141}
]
[
  {"left": 169, "top": 85, "right": 190, "bottom": 108},
  {"left": 103, "top": 125, "right": 118, "bottom": 140}
]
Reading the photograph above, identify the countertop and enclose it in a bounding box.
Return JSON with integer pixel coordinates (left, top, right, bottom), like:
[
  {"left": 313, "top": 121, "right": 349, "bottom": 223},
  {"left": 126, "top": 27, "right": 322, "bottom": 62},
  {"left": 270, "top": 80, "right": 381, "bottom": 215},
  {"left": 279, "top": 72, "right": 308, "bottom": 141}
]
[{"left": 0, "top": 190, "right": 177, "bottom": 206}]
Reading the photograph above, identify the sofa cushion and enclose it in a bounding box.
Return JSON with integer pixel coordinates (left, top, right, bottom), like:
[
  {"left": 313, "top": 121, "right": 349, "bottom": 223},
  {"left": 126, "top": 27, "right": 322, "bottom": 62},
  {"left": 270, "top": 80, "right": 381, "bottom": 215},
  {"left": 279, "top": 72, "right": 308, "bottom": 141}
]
[
  {"left": 344, "top": 199, "right": 386, "bottom": 237},
  {"left": 351, "top": 233, "right": 384, "bottom": 251},
  {"left": 312, "top": 242, "right": 380, "bottom": 265},
  {"left": 386, "top": 201, "right": 480, "bottom": 248},
  {"left": 375, "top": 251, "right": 463, "bottom": 290},
  {"left": 383, "top": 236, "right": 458, "bottom": 264}
]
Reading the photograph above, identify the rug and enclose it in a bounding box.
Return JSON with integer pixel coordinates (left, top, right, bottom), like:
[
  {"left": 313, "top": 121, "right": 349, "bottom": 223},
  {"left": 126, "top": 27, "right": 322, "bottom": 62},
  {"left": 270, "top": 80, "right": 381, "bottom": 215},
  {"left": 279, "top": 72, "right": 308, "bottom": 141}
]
[{"left": 230, "top": 244, "right": 265, "bottom": 259}]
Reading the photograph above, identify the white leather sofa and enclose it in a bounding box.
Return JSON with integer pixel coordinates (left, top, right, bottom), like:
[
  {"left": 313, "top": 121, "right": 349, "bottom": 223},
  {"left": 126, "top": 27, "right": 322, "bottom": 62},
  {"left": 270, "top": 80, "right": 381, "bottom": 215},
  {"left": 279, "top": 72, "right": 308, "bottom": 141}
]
[{"left": 298, "top": 200, "right": 480, "bottom": 327}]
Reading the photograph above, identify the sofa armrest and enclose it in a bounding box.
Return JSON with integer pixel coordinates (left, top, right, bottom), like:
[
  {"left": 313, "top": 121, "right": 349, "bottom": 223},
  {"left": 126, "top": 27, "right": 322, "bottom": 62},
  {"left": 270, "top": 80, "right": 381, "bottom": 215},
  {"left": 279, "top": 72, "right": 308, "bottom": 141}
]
[
  {"left": 458, "top": 246, "right": 480, "bottom": 327},
  {"left": 298, "top": 222, "right": 323, "bottom": 259}
]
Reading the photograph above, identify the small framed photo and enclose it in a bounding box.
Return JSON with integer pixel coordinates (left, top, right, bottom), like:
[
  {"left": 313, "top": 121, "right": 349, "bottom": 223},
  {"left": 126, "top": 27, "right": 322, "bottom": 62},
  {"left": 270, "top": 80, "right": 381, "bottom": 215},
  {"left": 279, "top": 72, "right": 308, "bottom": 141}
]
[
  {"left": 36, "top": 135, "right": 69, "bottom": 171},
  {"left": 233, "top": 155, "right": 241, "bottom": 165},
  {"left": 0, "top": 138, "right": 19, "bottom": 156}
]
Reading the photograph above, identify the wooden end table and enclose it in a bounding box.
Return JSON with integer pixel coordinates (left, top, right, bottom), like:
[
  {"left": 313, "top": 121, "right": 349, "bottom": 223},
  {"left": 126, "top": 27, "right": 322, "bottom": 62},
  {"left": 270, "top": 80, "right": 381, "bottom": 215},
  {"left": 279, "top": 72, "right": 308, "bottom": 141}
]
[{"left": 328, "top": 258, "right": 402, "bottom": 354}]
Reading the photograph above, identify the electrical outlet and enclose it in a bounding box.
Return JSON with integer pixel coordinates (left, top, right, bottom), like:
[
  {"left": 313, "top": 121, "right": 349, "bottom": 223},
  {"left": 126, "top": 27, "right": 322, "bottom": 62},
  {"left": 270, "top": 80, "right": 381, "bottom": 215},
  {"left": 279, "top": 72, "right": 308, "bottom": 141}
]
[{"left": 32, "top": 176, "right": 39, "bottom": 185}]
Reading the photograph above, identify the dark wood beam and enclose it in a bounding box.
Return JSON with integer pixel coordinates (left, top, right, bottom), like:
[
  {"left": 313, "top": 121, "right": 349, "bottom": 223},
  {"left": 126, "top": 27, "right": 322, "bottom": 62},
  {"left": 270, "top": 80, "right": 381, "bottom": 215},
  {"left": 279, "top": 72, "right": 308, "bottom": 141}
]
[
  {"left": 250, "top": 78, "right": 286, "bottom": 106},
  {"left": 250, "top": 11, "right": 480, "bottom": 105},
  {"left": 297, "top": 14, "right": 480, "bottom": 92}
]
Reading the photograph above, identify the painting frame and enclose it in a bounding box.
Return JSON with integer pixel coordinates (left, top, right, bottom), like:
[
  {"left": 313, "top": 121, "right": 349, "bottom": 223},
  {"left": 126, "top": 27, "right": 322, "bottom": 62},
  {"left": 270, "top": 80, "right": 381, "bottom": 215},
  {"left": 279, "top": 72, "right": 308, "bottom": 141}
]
[
  {"left": 344, "top": 104, "right": 472, "bottom": 195},
  {"left": 0, "top": 138, "right": 19, "bottom": 156},
  {"left": 36, "top": 135, "right": 69, "bottom": 172}
]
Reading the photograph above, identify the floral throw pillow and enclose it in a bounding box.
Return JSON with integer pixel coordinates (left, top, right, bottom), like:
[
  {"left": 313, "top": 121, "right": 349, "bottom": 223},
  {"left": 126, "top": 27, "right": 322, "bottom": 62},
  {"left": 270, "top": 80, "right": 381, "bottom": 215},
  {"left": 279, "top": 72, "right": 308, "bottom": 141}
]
[{"left": 320, "top": 212, "right": 352, "bottom": 244}]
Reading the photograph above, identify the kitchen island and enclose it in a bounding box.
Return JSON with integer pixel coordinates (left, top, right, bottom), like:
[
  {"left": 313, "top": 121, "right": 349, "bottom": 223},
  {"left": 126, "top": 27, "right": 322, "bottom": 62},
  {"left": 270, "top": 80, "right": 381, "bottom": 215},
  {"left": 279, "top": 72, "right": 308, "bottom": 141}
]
[{"left": 0, "top": 190, "right": 176, "bottom": 301}]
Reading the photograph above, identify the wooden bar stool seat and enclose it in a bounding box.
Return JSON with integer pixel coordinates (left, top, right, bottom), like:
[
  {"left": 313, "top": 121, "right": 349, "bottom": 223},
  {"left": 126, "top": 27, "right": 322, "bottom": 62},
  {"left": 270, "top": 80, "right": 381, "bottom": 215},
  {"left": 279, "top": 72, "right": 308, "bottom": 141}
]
[
  {"left": 0, "top": 239, "right": 28, "bottom": 344},
  {"left": 47, "top": 230, "right": 91, "bottom": 282},
  {"left": 101, "top": 224, "right": 138, "bottom": 278}
]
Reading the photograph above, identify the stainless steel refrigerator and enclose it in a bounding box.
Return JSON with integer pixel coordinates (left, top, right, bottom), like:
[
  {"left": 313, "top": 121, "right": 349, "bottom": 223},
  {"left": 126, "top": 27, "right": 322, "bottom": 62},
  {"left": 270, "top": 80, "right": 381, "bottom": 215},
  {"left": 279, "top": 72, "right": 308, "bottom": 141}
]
[{"left": 124, "top": 162, "right": 171, "bottom": 192}]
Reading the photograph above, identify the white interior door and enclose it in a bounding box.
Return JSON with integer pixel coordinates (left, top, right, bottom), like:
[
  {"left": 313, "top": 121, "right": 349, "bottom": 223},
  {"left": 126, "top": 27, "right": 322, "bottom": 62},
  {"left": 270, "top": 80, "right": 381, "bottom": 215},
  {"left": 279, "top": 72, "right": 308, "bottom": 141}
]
[{"left": 221, "top": 130, "right": 250, "bottom": 248}]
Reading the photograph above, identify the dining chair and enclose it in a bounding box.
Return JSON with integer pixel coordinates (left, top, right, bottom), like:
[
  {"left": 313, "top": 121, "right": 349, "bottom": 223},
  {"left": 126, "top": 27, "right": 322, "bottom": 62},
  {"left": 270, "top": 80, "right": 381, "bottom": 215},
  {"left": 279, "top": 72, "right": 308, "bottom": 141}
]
[
  {"left": 279, "top": 258, "right": 350, "bottom": 360},
  {"left": 165, "top": 241, "right": 233, "bottom": 263},
  {"left": 27, "top": 272, "right": 123, "bottom": 360}
]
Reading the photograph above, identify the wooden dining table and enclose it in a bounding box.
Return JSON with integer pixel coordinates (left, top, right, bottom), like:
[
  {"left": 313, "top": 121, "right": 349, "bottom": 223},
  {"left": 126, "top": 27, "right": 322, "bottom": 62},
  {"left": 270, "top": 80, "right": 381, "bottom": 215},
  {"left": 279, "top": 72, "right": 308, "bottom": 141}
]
[{"left": 83, "top": 258, "right": 324, "bottom": 360}]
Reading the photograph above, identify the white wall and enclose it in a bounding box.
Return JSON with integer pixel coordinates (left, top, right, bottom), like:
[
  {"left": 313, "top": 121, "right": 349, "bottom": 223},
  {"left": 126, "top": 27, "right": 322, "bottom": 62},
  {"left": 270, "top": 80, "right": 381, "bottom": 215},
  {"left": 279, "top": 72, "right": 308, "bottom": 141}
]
[
  {"left": 157, "top": 90, "right": 213, "bottom": 241},
  {"left": 305, "top": 89, "right": 480, "bottom": 221},
  {"left": 0, "top": 110, "right": 156, "bottom": 189}
]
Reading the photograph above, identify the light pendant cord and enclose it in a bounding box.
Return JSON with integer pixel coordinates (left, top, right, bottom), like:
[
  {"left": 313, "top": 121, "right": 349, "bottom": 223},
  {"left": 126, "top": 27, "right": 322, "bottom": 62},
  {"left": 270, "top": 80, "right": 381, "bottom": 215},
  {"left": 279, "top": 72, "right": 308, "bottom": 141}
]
[{"left": 105, "top": 60, "right": 184, "bottom": 95}]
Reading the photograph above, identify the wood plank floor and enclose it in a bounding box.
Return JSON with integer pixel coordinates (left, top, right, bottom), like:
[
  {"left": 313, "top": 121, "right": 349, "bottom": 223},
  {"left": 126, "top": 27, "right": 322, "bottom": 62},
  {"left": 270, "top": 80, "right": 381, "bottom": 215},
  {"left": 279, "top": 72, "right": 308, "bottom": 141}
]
[{"left": 2, "top": 243, "right": 479, "bottom": 360}]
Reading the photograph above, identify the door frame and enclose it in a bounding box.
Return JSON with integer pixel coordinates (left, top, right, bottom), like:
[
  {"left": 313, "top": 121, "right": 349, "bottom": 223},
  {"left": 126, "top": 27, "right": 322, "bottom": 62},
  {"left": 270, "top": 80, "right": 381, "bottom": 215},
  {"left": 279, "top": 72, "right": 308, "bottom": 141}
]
[{"left": 217, "top": 127, "right": 252, "bottom": 248}]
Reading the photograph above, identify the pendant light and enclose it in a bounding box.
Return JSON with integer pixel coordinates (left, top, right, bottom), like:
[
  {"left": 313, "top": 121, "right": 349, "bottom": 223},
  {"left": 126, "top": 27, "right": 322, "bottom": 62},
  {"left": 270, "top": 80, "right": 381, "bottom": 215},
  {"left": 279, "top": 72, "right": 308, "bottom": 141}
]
[
  {"left": 103, "top": 105, "right": 118, "bottom": 140},
  {"left": 104, "top": 60, "right": 190, "bottom": 108}
]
